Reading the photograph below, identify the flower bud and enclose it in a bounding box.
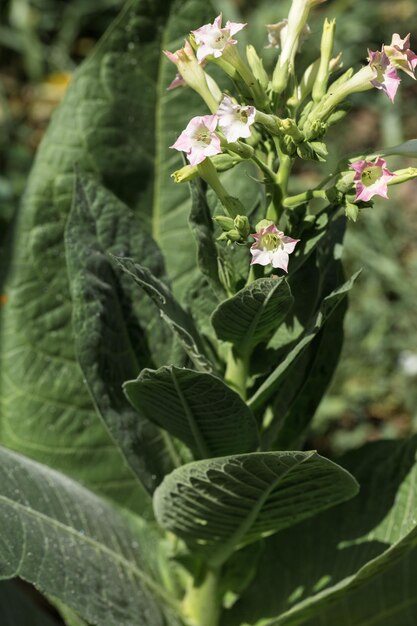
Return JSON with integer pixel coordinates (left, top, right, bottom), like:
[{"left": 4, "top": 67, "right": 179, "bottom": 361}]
[
  {"left": 171, "top": 164, "right": 199, "bottom": 183},
  {"left": 234, "top": 215, "right": 250, "bottom": 238},
  {"left": 246, "top": 45, "right": 269, "bottom": 89},
  {"left": 312, "top": 18, "right": 336, "bottom": 103},
  {"left": 213, "top": 216, "right": 235, "bottom": 231}
]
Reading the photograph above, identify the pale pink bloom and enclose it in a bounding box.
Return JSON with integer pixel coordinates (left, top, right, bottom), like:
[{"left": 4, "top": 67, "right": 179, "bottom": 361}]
[
  {"left": 368, "top": 49, "right": 401, "bottom": 102},
  {"left": 170, "top": 115, "right": 221, "bottom": 166},
  {"left": 192, "top": 14, "right": 246, "bottom": 63},
  {"left": 350, "top": 157, "right": 395, "bottom": 202},
  {"left": 250, "top": 224, "right": 299, "bottom": 272},
  {"left": 384, "top": 33, "right": 417, "bottom": 80},
  {"left": 216, "top": 96, "right": 256, "bottom": 143}
]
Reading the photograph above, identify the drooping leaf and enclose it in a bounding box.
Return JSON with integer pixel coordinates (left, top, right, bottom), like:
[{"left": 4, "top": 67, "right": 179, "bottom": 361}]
[
  {"left": 0, "top": 0, "right": 216, "bottom": 512},
  {"left": 153, "top": 451, "right": 358, "bottom": 568},
  {"left": 211, "top": 278, "right": 294, "bottom": 355},
  {"left": 0, "top": 580, "right": 59, "bottom": 626},
  {"left": 0, "top": 446, "right": 183, "bottom": 626},
  {"left": 112, "top": 256, "right": 214, "bottom": 373},
  {"left": 249, "top": 271, "right": 360, "bottom": 415},
  {"left": 223, "top": 437, "right": 417, "bottom": 626},
  {"left": 65, "top": 173, "right": 178, "bottom": 493},
  {"left": 124, "top": 366, "right": 259, "bottom": 459}
]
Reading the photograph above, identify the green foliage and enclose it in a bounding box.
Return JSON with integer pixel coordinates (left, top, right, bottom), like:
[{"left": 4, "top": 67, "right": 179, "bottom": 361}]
[
  {"left": 211, "top": 277, "right": 293, "bottom": 353},
  {"left": 65, "top": 173, "right": 176, "bottom": 493},
  {"left": 125, "top": 366, "right": 259, "bottom": 458},
  {"left": 154, "top": 451, "right": 358, "bottom": 567},
  {"left": 1, "top": 0, "right": 416, "bottom": 624},
  {"left": 0, "top": 446, "right": 180, "bottom": 626},
  {"left": 223, "top": 437, "right": 417, "bottom": 626}
]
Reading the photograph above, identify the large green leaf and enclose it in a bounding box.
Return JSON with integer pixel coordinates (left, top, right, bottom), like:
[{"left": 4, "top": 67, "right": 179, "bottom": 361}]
[
  {"left": 113, "top": 256, "right": 214, "bottom": 373},
  {"left": 65, "top": 173, "right": 177, "bottom": 493},
  {"left": 0, "top": 446, "right": 181, "bottom": 626},
  {"left": 211, "top": 277, "right": 293, "bottom": 354},
  {"left": 0, "top": 580, "right": 59, "bottom": 626},
  {"left": 153, "top": 451, "right": 358, "bottom": 568},
  {"left": 0, "top": 0, "right": 215, "bottom": 511},
  {"left": 124, "top": 366, "right": 259, "bottom": 459},
  {"left": 222, "top": 437, "right": 417, "bottom": 626}
]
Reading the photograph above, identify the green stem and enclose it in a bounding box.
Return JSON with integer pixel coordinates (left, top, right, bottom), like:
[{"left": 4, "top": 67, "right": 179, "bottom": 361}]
[
  {"left": 283, "top": 189, "right": 328, "bottom": 207},
  {"left": 182, "top": 568, "right": 221, "bottom": 626},
  {"left": 225, "top": 349, "right": 248, "bottom": 400}
]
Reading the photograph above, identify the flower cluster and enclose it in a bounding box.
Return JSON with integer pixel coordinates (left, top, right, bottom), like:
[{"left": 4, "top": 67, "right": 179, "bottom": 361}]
[{"left": 164, "top": 6, "right": 417, "bottom": 274}]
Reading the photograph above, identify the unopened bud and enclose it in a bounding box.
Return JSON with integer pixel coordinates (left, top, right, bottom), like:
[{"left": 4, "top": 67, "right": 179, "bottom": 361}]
[
  {"left": 213, "top": 216, "right": 235, "bottom": 231},
  {"left": 246, "top": 45, "right": 269, "bottom": 89},
  {"left": 234, "top": 215, "right": 250, "bottom": 238},
  {"left": 312, "top": 18, "right": 336, "bottom": 103},
  {"left": 171, "top": 164, "right": 198, "bottom": 183}
]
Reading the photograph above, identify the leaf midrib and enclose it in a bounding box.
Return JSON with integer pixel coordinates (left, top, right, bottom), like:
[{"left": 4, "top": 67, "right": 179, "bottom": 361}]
[
  {"left": 169, "top": 368, "right": 211, "bottom": 459},
  {"left": 239, "top": 280, "right": 286, "bottom": 354},
  {"left": 208, "top": 453, "right": 314, "bottom": 567}
]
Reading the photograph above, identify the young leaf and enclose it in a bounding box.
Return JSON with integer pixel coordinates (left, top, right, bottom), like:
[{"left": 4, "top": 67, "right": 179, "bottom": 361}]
[
  {"left": 249, "top": 271, "right": 360, "bottom": 415},
  {"left": 211, "top": 278, "right": 294, "bottom": 354},
  {"left": 0, "top": 446, "right": 180, "bottom": 626},
  {"left": 65, "top": 173, "right": 178, "bottom": 493},
  {"left": 272, "top": 298, "right": 347, "bottom": 450},
  {"left": 224, "top": 437, "right": 417, "bottom": 626},
  {"left": 153, "top": 451, "right": 358, "bottom": 568},
  {"left": 124, "top": 366, "right": 259, "bottom": 459},
  {"left": 112, "top": 256, "right": 213, "bottom": 373}
]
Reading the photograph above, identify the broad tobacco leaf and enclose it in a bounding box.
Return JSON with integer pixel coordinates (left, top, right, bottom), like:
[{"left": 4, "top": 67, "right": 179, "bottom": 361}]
[
  {"left": 222, "top": 436, "right": 417, "bottom": 626},
  {"left": 124, "top": 366, "right": 259, "bottom": 458},
  {"left": 153, "top": 451, "right": 358, "bottom": 568},
  {"left": 0, "top": 0, "right": 216, "bottom": 512},
  {"left": 0, "top": 446, "right": 181, "bottom": 626},
  {"left": 65, "top": 172, "right": 177, "bottom": 493}
]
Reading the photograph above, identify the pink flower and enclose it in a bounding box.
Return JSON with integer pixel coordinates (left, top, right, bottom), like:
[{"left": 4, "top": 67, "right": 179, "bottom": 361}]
[
  {"left": 216, "top": 96, "right": 256, "bottom": 143},
  {"left": 384, "top": 33, "right": 417, "bottom": 80},
  {"left": 368, "top": 49, "right": 401, "bottom": 102},
  {"left": 170, "top": 115, "right": 221, "bottom": 166},
  {"left": 192, "top": 14, "right": 246, "bottom": 63},
  {"left": 350, "top": 157, "right": 395, "bottom": 202},
  {"left": 250, "top": 223, "right": 299, "bottom": 272}
]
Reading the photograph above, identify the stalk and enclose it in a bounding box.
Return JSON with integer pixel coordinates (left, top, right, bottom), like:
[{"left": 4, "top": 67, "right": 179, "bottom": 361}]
[
  {"left": 182, "top": 568, "right": 221, "bottom": 626},
  {"left": 225, "top": 349, "right": 248, "bottom": 400}
]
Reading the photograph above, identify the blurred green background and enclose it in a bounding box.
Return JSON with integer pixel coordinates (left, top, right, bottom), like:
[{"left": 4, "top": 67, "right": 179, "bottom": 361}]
[{"left": 1, "top": 0, "right": 417, "bottom": 458}]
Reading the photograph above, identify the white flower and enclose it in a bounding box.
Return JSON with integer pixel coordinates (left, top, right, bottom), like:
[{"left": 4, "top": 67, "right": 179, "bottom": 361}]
[{"left": 216, "top": 96, "right": 256, "bottom": 143}]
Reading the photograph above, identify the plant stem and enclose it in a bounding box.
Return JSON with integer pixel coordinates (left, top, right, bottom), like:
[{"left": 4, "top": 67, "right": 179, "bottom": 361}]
[
  {"left": 182, "top": 568, "right": 221, "bottom": 626},
  {"left": 225, "top": 349, "right": 248, "bottom": 400}
]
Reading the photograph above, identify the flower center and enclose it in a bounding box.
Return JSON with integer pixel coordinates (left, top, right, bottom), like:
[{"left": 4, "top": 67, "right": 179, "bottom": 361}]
[
  {"left": 361, "top": 166, "right": 383, "bottom": 187},
  {"left": 211, "top": 29, "right": 229, "bottom": 49},
  {"left": 194, "top": 127, "right": 212, "bottom": 145},
  {"left": 261, "top": 233, "right": 281, "bottom": 251},
  {"left": 239, "top": 109, "right": 248, "bottom": 122}
]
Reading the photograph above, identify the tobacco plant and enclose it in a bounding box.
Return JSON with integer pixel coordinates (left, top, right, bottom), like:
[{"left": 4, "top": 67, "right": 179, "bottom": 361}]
[{"left": 1, "top": 1, "right": 417, "bottom": 625}]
